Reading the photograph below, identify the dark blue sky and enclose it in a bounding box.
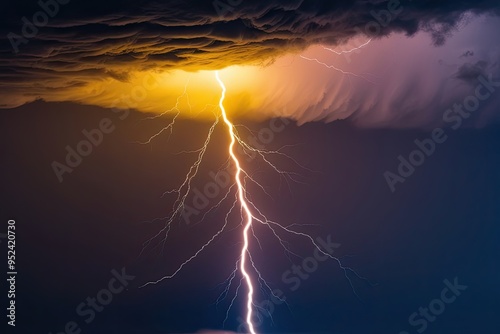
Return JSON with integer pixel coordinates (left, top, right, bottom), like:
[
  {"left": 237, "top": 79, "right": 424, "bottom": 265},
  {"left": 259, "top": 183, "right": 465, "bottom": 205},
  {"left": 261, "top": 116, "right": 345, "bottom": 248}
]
[{"left": 1, "top": 101, "right": 499, "bottom": 334}]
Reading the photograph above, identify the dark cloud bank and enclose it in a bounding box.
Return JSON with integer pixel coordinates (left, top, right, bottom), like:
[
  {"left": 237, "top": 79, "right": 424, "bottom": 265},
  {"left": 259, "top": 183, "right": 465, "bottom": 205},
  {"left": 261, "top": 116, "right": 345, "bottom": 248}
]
[
  {"left": 1, "top": 0, "right": 500, "bottom": 80},
  {"left": 1, "top": 0, "right": 500, "bottom": 128}
]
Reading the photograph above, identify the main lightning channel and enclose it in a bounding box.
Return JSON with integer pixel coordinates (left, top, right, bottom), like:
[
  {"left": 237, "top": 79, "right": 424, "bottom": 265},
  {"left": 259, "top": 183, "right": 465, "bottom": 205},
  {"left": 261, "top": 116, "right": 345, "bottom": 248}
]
[{"left": 215, "top": 71, "right": 257, "bottom": 334}]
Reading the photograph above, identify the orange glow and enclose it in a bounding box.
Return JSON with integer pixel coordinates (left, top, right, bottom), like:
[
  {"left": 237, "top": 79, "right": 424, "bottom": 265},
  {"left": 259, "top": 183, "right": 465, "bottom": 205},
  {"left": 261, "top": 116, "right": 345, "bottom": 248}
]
[{"left": 9, "top": 42, "right": 380, "bottom": 123}]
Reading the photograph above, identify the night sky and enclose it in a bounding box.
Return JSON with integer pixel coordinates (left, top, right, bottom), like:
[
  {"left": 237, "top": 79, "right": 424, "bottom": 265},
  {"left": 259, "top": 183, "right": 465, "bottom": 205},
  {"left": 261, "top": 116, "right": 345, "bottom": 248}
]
[{"left": 1, "top": 1, "right": 500, "bottom": 334}]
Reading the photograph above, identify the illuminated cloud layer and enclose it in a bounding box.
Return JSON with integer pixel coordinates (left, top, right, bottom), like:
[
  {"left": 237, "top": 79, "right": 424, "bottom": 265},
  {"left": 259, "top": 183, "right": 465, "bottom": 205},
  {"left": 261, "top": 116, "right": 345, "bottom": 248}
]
[{"left": 1, "top": 0, "right": 500, "bottom": 126}]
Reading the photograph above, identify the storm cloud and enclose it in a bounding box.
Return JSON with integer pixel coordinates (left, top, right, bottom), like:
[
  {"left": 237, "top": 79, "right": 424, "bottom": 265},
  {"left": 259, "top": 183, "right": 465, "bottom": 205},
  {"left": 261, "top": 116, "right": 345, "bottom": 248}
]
[
  {"left": 1, "top": 0, "right": 500, "bottom": 123},
  {"left": 2, "top": 1, "right": 500, "bottom": 76}
]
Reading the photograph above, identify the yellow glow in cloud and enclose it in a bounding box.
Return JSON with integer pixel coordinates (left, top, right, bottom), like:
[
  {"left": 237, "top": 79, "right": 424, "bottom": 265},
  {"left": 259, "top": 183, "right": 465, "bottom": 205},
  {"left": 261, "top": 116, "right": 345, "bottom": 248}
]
[
  {"left": 57, "top": 66, "right": 265, "bottom": 120},
  {"left": 3, "top": 44, "right": 365, "bottom": 123}
]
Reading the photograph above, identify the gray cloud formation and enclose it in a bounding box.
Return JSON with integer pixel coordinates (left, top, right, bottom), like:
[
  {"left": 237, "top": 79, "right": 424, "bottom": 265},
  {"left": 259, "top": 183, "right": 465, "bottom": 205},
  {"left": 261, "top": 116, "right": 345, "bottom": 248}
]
[{"left": 1, "top": 0, "right": 500, "bottom": 81}]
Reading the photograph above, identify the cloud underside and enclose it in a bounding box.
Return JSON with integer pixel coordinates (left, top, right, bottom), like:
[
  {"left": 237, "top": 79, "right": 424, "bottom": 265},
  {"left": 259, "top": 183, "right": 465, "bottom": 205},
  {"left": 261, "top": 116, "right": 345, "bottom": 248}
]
[{"left": 0, "top": 0, "right": 499, "bottom": 110}]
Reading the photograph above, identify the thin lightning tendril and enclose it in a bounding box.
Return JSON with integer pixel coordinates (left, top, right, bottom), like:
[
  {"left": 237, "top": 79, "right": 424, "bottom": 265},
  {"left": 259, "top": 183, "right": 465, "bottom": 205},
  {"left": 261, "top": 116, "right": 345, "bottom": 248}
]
[
  {"left": 322, "top": 38, "right": 372, "bottom": 55},
  {"left": 301, "top": 39, "right": 377, "bottom": 84},
  {"left": 136, "top": 80, "right": 191, "bottom": 145},
  {"left": 299, "top": 55, "right": 376, "bottom": 84}
]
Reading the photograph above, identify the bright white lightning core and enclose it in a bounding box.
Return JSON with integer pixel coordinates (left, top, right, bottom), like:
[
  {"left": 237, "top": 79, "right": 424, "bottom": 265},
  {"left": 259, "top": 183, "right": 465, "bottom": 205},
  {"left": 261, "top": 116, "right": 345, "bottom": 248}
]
[
  {"left": 216, "top": 71, "right": 257, "bottom": 334},
  {"left": 140, "top": 69, "right": 370, "bottom": 334}
]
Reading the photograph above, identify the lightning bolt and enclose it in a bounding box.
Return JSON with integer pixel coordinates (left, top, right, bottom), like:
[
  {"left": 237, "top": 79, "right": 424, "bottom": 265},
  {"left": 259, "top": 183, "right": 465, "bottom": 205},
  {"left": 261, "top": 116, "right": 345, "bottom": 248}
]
[
  {"left": 216, "top": 71, "right": 257, "bottom": 334},
  {"left": 140, "top": 70, "right": 373, "bottom": 334}
]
